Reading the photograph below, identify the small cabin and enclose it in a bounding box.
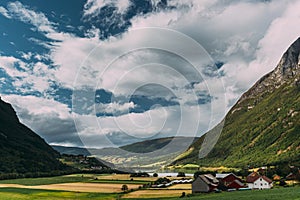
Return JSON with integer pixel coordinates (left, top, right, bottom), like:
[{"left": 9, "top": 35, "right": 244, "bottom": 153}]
[{"left": 192, "top": 174, "right": 219, "bottom": 193}]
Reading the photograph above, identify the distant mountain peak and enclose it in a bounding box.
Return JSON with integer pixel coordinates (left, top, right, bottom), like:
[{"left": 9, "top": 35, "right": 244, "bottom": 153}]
[
  {"left": 238, "top": 37, "right": 300, "bottom": 106},
  {"left": 172, "top": 37, "right": 300, "bottom": 168},
  {"left": 275, "top": 37, "right": 300, "bottom": 79}
]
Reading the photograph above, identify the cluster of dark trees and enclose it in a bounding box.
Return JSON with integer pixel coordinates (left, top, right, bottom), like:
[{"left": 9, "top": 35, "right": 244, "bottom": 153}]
[{"left": 130, "top": 172, "right": 150, "bottom": 177}]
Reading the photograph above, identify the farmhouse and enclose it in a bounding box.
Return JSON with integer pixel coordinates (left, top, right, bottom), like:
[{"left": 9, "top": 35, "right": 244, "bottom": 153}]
[
  {"left": 216, "top": 173, "right": 245, "bottom": 190},
  {"left": 192, "top": 174, "right": 219, "bottom": 193},
  {"left": 246, "top": 172, "right": 273, "bottom": 189}
]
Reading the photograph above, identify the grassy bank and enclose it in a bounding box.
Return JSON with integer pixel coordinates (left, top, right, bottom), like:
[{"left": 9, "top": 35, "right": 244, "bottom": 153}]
[
  {"left": 0, "top": 174, "right": 91, "bottom": 186},
  {"left": 122, "top": 186, "right": 300, "bottom": 200},
  {"left": 0, "top": 188, "right": 118, "bottom": 200}
]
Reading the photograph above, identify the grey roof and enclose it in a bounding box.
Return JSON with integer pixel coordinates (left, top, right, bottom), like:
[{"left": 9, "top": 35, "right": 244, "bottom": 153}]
[
  {"left": 216, "top": 173, "right": 231, "bottom": 179},
  {"left": 198, "top": 174, "right": 219, "bottom": 187}
]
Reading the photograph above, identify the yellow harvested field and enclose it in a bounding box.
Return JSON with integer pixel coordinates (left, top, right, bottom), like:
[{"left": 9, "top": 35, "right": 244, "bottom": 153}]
[
  {"left": 0, "top": 184, "right": 24, "bottom": 188},
  {"left": 0, "top": 182, "right": 141, "bottom": 193},
  {"left": 168, "top": 184, "right": 191, "bottom": 189},
  {"left": 123, "top": 189, "right": 191, "bottom": 198}
]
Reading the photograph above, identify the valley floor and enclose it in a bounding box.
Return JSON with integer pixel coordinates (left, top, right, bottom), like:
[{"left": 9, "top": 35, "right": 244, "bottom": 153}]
[{"left": 0, "top": 174, "right": 299, "bottom": 200}]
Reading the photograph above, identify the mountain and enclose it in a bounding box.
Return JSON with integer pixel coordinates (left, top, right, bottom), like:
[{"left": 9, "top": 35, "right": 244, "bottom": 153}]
[
  {"left": 52, "top": 145, "right": 92, "bottom": 156},
  {"left": 0, "top": 98, "right": 69, "bottom": 175},
  {"left": 173, "top": 37, "right": 300, "bottom": 168},
  {"left": 53, "top": 137, "right": 199, "bottom": 170},
  {"left": 120, "top": 137, "right": 199, "bottom": 153}
]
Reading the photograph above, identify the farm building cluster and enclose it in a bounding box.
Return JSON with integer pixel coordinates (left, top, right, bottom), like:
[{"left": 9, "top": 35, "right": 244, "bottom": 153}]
[{"left": 192, "top": 172, "right": 273, "bottom": 193}]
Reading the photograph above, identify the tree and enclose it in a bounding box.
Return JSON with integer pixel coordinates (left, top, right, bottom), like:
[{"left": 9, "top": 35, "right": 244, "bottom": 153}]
[
  {"left": 177, "top": 172, "right": 185, "bottom": 177},
  {"left": 180, "top": 192, "right": 186, "bottom": 198},
  {"left": 153, "top": 173, "right": 158, "bottom": 177},
  {"left": 279, "top": 180, "right": 287, "bottom": 186},
  {"left": 121, "top": 184, "right": 128, "bottom": 192}
]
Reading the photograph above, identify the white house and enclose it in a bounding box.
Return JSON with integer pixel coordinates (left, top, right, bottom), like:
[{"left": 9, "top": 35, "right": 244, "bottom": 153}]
[{"left": 246, "top": 173, "right": 273, "bottom": 189}]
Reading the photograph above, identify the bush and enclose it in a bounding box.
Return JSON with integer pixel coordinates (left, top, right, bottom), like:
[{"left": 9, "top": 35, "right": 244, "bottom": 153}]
[
  {"left": 279, "top": 180, "right": 287, "bottom": 186},
  {"left": 154, "top": 177, "right": 170, "bottom": 185},
  {"left": 130, "top": 172, "right": 150, "bottom": 177},
  {"left": 121, "top": 184, "right": 128, "bottom": 192},
  {"left": 177, "top": 172, "right": 185, "bottom": 177}
]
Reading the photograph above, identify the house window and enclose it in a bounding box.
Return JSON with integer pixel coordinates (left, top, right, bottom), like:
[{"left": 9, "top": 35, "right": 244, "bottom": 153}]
[
  {"left": 261, "top": 183, "right": 263, "bottom": 186},
  {"left": 265, "top": 183, "right": 267, "bottom": 185},
  {"left": 255, "top": 183, "right": 257, "bottom": 185}
]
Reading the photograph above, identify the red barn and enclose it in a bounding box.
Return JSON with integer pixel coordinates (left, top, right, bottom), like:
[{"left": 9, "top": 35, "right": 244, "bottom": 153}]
[{"left": 216, "top": 173, "right": 245, "bottom": 189}]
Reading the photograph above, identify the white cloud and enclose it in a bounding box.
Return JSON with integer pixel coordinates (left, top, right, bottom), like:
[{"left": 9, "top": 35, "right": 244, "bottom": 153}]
[
  {"left": 0, "top": 56, "right": 27, "bottom": 77},
  {"left": 222, "top": 0, "right": 300, "bottom": 100},
  {"left": 96, "top": 101, "right": 135, "bottom": 115},
  {"left": 7, "top": 1, "right": 55, "bottom": 33},
  {"left": 83, "top": 0, "right": 131, "bottom": 18},
  {"left": 115, "top": 0, "right": 130, "bottom": 13},
  {"left": 5, "top": 1, "right": 72, "bottom": 41},
  {"left": 0, "top": 55, "right": 56, "bottom": 94},
  {"left": 0, "top": 6, "right": 11, "bottom": 18},
  {"left": 20, "top": 51, "right": 33, "bottom": 60},
  {"left": 2, "top": 95, "right": 71, "bottom": 118},
  {"left": 2, "top": 0, "right": 300, "bottom": 149}
]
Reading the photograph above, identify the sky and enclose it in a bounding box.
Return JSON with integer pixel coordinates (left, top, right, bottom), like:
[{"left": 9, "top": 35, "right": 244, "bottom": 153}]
[{"left": 1, "top": 0, "right": 300, "bottom": 149}]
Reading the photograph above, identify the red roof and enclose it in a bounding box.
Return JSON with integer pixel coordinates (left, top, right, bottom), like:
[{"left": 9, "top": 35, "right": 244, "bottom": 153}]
[
  {"left": 261, "top": 176, "right": 272, "bottom": 183},
  {"left": 246, "top": 172, "right": 260, "bottom": 183},
  {"left": 227, "top": 180, "right": 245, "bottom": 189},
  {"left": 246, "top": 173, "right": 272, "bottom": 183}
]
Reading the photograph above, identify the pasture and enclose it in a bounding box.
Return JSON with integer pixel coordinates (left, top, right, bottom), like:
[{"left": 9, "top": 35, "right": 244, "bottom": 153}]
[
  {"left": 0, "top": 188, "right": 118, "bottom": 200},
  {"left": 0, "top": 174, "right": 299, "bottom": 200},
  {"left": 0, "top": 182, "right": 141, "bottom": 193}
]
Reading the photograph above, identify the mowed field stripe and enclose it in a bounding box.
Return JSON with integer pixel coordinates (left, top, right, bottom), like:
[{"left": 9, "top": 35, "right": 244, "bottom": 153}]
[
  {"left": 0, "top": 182, "right": 142, "bottom": 193},
  {"left": 122, "top": 189, "right": 191, "bottom": 198}
]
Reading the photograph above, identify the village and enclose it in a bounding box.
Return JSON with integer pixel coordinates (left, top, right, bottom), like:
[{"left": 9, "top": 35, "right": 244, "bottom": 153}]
[{"left": 141, "top": 166, "right": 300, "bottom": 195}]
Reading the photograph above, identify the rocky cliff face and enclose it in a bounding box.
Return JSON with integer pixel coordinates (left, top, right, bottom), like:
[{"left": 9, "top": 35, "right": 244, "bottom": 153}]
[
  {"left": 173, "top": 37, "right": 300, "bottom": 167},
  {"left": 238, "top": 37, "right": 300, "bottom": 107}
]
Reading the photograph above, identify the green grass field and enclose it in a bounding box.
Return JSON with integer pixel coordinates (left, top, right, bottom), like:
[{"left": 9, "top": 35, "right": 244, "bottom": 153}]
[
  {"left": 0, "top": 174, "right": 91, "bottom": 186},
  {"left": 0, "top": 186, "right": 299, "bottom": 200},
  {"left": 0, "top": 174, "right": 299, "bottom": 200},
  {"left": 0, "top": 174, "right": 151, "bottom": 186},
  {"left": 0, "top": 188, "right": 118, "bottom": 200},
  {"left": 122, "top": 187, "right": 300, "bottom": 200}
]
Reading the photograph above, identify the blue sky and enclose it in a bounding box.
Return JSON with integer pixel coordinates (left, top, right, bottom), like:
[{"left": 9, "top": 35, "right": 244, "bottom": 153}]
[{"left": 0, "top": 0, "right": 300, "bottom": 149}]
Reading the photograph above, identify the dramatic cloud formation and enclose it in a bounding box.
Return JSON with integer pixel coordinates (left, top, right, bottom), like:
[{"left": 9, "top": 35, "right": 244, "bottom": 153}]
[{"left": 1, "top": 0, "right": 300, "bottom": 149}]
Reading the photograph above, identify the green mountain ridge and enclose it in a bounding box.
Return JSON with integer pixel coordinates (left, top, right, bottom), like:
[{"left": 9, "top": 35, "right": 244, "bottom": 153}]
[
  {"left": 53, "top": 137, "right": 199, "bottom": 171},
  {"left": 53, "top": 136, "right": 199, "bottom": 155},
  {"left": 172, "top": 37, "right": 300, "bottom": 168},
  {"left": 0, "top": 98, "right": 69, "bottom": 175}
]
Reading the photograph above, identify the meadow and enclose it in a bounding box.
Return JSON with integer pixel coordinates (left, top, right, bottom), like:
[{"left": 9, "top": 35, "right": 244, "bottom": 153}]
[
  {"left": 0, "top": 174, "right": 299, "bottom": 200},
  {"left": 0, "top": 188, "right": 118, "bottom": 200},
  {"left": 123, "top": 186, "right": 300, "bottom": 200}
]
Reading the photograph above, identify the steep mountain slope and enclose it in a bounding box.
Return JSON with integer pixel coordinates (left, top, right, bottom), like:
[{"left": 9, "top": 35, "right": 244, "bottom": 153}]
[
  {"left": 0, "top": 98, "right": 68, "bottom": 175},
  {"left": 173, "top": 37, "right": 300, "bottom": 168}
]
